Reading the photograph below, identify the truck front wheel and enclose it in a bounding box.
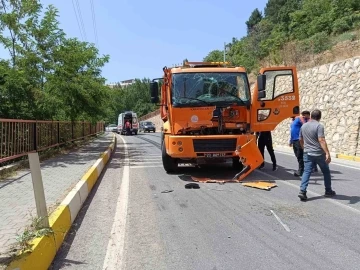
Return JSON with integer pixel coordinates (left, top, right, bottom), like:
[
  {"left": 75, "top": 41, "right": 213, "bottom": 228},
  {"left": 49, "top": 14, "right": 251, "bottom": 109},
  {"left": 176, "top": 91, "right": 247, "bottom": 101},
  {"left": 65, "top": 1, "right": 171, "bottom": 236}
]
[
  {"left": 232, "top": 157, "right": 244, "bottom": 170},
  {"left": 162, "top": 141, "right": 178, "bottom": 173}
]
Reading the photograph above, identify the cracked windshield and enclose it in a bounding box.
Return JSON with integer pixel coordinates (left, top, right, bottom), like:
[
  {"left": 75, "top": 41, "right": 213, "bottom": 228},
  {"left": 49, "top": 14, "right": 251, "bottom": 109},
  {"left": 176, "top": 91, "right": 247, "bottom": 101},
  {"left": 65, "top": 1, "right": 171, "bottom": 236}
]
[{"left": 172, "top": 72, "right": 250, "bottom": 107}]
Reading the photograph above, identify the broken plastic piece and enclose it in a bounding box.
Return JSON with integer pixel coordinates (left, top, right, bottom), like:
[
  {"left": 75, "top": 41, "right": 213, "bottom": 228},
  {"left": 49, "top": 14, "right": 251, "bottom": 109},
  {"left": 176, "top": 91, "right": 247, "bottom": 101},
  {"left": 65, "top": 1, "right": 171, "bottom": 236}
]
[
  {"left": 242, "top": 181, "right": 277, "bottom": 191},
  {"left": 233, "top": 136, "right": 264, "bottom": 181},
  {"left": 191, "top": 176, "right": 241, "bottom": 184}
]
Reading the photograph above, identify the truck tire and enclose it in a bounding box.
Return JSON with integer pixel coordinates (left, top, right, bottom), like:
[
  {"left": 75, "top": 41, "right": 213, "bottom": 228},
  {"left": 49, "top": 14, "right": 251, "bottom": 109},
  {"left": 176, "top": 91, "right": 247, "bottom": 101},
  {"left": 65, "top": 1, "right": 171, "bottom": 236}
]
[
  {"left": 232, "top": 157, "right": 244, "bottom": 170},
  {"left": 162, "top": 140, "right": 178, "bottom": 173}
]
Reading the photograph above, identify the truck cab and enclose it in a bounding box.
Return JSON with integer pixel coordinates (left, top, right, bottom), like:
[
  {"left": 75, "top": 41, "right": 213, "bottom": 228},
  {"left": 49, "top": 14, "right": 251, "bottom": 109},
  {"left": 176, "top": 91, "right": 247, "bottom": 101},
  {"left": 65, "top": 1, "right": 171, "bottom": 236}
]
[{"left": 150, "top": 61, "right": 300, "bottom": 175}]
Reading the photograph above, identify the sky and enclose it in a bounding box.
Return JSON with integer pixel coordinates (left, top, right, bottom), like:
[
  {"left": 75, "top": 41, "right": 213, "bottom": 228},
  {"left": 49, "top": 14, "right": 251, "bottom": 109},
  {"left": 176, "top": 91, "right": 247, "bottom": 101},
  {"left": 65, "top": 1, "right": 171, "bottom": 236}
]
[{"left": 0, "top": 0, "right": 268, "bottom": 83}]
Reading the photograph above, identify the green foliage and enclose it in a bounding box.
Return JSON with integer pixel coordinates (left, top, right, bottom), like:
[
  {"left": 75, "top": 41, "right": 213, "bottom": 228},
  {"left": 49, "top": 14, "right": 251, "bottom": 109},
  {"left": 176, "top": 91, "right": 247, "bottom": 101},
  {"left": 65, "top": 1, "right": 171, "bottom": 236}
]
[
  {"left": 104, "top": 78, "right": 158, "bottom": 124},
  {"left": 204, "top": 0, "right": 360, "bottom": 74},
  {"left": 246, "top": 8, "right": 263, "bottom": 34},
  {"left": 203, "top": 50, "right": 223, "bottom": 62},
  {"left": 0, "top": 0, "right": 110, "bottom": 122}
]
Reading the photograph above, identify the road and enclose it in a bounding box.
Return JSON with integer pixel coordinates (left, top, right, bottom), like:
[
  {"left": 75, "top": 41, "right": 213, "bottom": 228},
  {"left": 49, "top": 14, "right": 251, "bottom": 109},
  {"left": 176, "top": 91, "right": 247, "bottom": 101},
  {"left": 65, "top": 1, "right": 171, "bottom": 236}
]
[{"left": 51, "top": 132, "right": 360, "bottom": 270}]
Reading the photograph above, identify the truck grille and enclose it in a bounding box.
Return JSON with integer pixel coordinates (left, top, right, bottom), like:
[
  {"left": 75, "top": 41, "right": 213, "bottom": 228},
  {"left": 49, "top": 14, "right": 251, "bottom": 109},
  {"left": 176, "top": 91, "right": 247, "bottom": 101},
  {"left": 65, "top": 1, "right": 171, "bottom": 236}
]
[{"left": 193, "top": 139, "right": 237, "bottom": 152}]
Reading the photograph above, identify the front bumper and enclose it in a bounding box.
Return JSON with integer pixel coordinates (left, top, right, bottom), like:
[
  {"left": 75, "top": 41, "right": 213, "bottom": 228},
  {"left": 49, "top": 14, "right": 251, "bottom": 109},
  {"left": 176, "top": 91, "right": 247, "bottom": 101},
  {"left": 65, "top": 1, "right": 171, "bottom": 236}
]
[{"left": 165, "top": 134, "right": 256, "bottom": 158}]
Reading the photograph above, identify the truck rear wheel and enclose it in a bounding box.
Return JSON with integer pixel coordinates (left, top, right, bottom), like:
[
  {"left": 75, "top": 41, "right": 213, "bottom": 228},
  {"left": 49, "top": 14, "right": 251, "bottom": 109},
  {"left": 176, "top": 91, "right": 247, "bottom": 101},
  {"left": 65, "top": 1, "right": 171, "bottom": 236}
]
[{"left": 162, "top": 141, "right": 178, "bottom": 173}]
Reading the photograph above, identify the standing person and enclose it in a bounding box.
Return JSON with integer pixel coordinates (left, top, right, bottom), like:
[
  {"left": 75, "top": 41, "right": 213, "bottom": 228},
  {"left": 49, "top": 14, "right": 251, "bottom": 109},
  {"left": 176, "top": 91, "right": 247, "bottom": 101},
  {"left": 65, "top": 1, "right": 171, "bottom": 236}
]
[
  {"left": 257, "top": 131, "right": 277, "bottom": 171},
  {"left": 298, "top": 109, "right": 336, "bottom": 201},
  {"left": 290, "top": 111, "right": 318, "bottom": 176},
  {"left": 290, "top": 111, "right": 310, "bottom": 176},
  {"left": 125, "top": 120, "right": 131, "bottom": 135}
]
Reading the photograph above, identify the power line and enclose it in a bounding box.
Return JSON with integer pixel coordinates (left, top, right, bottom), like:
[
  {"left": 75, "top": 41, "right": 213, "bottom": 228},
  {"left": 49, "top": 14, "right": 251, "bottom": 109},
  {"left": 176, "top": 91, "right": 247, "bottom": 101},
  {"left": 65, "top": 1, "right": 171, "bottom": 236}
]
[
  {"left": 74, "top": 0, "right": 87, "bottom": 41},
  {"left": 90, "top": 0, "right": 99, "bottom": 48},
  {"left": 71, "top": 0, "right": 85, "bottom": 41}
]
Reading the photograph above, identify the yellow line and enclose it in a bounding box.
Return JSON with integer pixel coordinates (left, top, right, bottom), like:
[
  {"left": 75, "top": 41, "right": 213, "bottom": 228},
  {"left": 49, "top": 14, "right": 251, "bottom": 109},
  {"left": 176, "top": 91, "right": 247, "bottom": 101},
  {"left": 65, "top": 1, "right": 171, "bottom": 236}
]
[{"left": 83, "top": 165, "right": 99, "bottom": 192}]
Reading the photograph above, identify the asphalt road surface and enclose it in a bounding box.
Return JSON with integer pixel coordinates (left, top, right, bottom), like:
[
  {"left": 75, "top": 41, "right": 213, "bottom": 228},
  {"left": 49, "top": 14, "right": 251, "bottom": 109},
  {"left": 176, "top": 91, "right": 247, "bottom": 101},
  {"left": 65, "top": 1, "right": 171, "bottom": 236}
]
[{"left": 51, "top": 132, "right": 360, "bottom": 270}]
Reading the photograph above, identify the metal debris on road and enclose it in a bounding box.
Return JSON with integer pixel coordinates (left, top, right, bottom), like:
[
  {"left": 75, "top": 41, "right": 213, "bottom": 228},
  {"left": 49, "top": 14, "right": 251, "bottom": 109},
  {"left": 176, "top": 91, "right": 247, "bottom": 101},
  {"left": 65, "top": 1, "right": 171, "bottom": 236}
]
[{"left": 161, "top": 189, "right": 174, "bottom": 193}]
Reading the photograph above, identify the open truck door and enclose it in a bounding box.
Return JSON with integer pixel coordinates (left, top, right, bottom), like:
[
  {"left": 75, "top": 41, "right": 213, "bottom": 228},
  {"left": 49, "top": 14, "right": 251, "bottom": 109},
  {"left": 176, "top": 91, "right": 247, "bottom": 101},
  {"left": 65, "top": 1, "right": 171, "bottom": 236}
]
[{"left": 250, "top": 67, "right": 300, "bottom": 132}]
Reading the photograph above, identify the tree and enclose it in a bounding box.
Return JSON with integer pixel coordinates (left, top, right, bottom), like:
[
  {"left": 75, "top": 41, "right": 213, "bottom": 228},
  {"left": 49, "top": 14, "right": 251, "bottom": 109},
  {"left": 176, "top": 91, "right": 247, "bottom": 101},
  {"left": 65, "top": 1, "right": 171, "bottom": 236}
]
[
  {"left": 246, "top": 8, "right": 263, "bottom": 34},
  {"left": 0, "top": 0, "right": 111, "bottom": 122},
  {"left": 203, "top": 0, "right": 360, "bottom": 74},
  {"left": 203, "top": 50, "right": 223, "bottom": 62}
]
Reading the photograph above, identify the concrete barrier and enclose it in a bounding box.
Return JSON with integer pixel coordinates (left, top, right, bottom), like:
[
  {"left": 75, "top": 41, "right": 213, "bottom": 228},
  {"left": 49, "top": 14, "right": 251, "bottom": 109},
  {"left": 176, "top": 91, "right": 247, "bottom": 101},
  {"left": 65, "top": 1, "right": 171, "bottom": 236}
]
[{"left": 6, "top": 134, "right": 117, "bottom": 270}]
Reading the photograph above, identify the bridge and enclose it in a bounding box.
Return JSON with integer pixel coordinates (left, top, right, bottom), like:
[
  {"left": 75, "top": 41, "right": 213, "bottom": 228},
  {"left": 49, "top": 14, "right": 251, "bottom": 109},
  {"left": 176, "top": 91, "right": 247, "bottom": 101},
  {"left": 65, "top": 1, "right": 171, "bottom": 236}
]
[{"left": 1, "top": 117, "right": 360, "bottom": 269}]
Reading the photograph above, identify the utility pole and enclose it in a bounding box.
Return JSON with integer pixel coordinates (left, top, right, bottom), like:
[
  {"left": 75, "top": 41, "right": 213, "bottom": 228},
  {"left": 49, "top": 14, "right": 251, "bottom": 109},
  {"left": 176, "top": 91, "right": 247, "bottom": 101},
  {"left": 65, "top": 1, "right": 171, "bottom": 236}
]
[{"left": 223, "top": 42, "right": 226, "bottom": 62}]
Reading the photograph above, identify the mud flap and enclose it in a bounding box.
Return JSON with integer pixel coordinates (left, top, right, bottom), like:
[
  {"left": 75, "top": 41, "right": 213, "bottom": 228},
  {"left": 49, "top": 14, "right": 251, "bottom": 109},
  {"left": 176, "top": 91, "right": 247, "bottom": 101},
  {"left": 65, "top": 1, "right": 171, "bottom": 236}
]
[{"left": 233, "top": 137, "right": 263, "bottom": 181}]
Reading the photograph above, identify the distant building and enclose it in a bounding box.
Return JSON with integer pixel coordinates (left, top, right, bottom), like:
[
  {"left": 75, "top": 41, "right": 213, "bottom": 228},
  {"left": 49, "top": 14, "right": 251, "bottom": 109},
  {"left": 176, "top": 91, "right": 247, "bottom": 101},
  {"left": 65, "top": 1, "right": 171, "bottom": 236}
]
[{"left": 106, "top": 79, "right": 135, "bottom": 88}]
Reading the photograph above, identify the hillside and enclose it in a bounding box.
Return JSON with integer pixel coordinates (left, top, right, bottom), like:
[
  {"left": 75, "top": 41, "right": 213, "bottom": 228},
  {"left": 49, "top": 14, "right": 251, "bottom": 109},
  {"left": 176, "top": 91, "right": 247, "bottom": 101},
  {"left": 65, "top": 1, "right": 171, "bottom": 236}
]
[{"left": 203, "top": 0, "right": 360, "bottom": 79}]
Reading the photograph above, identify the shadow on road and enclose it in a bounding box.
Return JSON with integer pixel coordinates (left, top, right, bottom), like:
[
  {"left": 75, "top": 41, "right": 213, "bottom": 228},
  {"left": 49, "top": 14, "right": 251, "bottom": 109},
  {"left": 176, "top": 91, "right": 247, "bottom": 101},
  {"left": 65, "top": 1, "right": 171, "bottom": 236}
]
[{"left": 307, "top": 194, "right": 360, "bottom": 204}]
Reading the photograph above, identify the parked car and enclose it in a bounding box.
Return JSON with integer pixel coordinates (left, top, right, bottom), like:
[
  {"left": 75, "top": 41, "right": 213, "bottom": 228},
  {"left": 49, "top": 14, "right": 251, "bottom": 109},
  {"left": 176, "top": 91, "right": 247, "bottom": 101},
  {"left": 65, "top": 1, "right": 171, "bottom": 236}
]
[
  {"left": 106, "top": 124, "right": 117, "bottom": 132},
  {"left": 139, "top": 121, "right": 156, "bottom": 132}
]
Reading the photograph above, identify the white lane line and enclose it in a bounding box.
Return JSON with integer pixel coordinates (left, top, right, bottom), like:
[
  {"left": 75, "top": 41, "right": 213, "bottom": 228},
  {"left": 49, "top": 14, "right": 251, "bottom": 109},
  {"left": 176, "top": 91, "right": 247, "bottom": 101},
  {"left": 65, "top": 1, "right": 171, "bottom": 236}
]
[
  {"left": 270, "top": 210, "right": 291, "bottom": 232},
  {"left": 102, "top": 135, "right": 129, "bottom": 270},
  {"left": 275, "top": 149, "right": 360, "bottom": 171},
  {"left": 130, "top": 165, "right": 164, "bottom": 169},
  {"left": 257, "top": 170, "right": 360, "bottom": 215},
  {"left": 129, "top": 161, "right": 162, "bottom": 165}
]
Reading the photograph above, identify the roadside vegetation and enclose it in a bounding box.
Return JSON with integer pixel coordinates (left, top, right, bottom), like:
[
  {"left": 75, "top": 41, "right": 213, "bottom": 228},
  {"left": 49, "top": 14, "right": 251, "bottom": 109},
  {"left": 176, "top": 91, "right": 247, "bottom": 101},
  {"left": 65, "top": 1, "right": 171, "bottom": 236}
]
[
  {"left": 203, "top": 0, "right": 360, "bottom": 76},
  {"left": 0, "top": 0, "right": 110, "bottom": 122}
]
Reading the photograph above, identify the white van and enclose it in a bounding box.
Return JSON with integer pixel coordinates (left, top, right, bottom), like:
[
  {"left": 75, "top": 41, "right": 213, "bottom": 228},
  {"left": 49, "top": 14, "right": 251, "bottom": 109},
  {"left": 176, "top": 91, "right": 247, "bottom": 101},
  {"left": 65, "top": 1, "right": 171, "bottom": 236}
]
[{"left": 117, "top": 111, "right": 139, "bottom": 135}]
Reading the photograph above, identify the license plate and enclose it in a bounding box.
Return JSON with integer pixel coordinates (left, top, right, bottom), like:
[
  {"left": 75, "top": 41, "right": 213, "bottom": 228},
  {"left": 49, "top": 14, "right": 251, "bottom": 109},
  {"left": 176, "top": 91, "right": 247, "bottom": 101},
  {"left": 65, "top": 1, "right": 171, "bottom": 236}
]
[{"left": 204, "top": 153, "right": 226, "bottom": 158}]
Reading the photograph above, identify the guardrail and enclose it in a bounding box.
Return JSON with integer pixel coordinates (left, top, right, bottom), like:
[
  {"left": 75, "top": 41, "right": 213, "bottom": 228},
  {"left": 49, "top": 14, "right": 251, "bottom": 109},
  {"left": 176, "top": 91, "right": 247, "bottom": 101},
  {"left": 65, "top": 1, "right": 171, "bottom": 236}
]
[
  {"left": 139, "top": 109, "right": 160, "bottom": 121},
  {"left": 0, "top": 119, "right": 104, "bottom": 165}
]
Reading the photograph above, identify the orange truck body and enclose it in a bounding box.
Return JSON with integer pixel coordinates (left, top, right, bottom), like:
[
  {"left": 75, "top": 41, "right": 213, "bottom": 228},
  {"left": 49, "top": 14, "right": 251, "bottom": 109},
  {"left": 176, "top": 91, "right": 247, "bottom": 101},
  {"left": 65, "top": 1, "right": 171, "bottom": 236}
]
[{"left": 150, "top": 61, "right": 300, "bottom": 180}]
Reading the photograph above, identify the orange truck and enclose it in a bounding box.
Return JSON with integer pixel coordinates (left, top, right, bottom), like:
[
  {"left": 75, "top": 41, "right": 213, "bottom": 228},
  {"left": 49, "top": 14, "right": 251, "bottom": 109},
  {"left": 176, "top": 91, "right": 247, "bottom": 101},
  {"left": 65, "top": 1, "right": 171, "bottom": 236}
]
[{"left": 150, "top": 61, "right": 300, "bottom": 181}]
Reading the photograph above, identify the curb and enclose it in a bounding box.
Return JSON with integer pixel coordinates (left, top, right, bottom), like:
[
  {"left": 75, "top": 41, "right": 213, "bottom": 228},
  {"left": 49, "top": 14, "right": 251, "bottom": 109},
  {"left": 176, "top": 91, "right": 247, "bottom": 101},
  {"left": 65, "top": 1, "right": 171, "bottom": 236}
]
[
  {"left": 6, "top": 133, "right": 117, "bottom": 270},
  {"left": 274, "top": 144, "right": 360, "bottom": 163},
  {"left": 335, "top": 154, "right": 360, "bottom": 162}
]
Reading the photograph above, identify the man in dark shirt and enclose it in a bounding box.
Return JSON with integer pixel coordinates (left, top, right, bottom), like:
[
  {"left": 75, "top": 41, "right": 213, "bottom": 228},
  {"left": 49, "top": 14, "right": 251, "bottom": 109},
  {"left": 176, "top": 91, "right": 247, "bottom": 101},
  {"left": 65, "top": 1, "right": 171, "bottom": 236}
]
[
  {"left": 290, "top": 110, "right": 319, "bottom": 176},
  {"left": 257, "top": 131, "right": 277, "bottom": 171},
  {"left": 298, "top": 109, "right": 336, "bottom": 201}
]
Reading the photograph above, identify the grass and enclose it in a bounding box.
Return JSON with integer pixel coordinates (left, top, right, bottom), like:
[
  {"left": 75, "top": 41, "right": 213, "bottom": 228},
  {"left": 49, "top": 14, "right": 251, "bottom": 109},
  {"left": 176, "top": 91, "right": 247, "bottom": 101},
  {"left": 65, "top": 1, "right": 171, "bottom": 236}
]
[
  {"left": 0, "top": 214, "right": 54, "bottom": 269},
  {"left": 250, "top": 28, "right": 360, "bottom": 83},
  {"left": 15, "top": 215, "right": 54, "bottom": 252}
]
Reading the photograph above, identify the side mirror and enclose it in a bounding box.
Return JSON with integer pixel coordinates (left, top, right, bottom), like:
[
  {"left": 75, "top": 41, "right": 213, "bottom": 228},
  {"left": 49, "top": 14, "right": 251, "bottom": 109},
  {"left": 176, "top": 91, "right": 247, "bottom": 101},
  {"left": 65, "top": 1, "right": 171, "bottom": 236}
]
[
  {"left": 150, "top": 81, "right": 159, "bottom": 103},
  {"left": 257, "top": 74, "right": 266, "bottom": 91}
]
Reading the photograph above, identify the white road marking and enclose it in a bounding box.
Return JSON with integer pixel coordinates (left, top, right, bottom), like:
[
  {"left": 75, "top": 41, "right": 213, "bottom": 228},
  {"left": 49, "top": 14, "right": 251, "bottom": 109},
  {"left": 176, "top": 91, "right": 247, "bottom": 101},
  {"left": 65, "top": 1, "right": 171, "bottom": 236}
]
[
  {"left": 130, "top": 161, "right": 162, "bottom": 165},
  {"left": 102, "top": 135, "right": 129, "bottom": 270},
  {"left": 275, "top": 149, "right": 360, "bottom": 171},
  {"left": 270, "top": 210, "right": 291, "bottom": 232},
  {"left": 128, "top": 158, "right": 161, "bottom": 161},
  {"left": 130, "top": 165, "right": 164, "bottom": 169},
  {"left": 257, "top": 170, "right": 360, "bottom": 215}
]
